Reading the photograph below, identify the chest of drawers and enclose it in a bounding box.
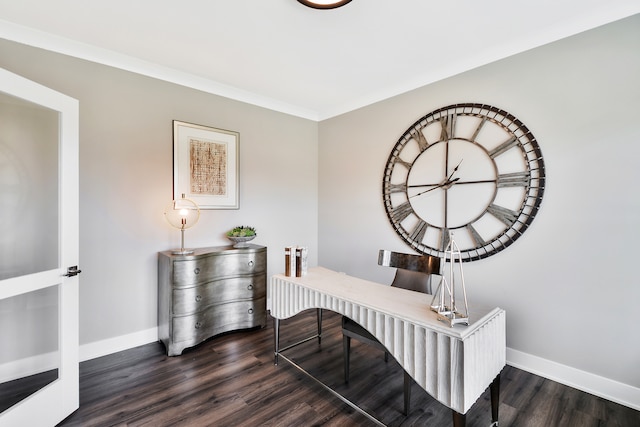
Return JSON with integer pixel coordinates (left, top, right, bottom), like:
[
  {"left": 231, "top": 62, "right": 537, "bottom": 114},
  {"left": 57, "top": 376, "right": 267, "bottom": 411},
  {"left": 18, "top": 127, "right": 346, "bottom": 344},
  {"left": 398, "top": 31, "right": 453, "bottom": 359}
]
[{"left": 158, "top": 244, "right": 267, "bottom": 356}]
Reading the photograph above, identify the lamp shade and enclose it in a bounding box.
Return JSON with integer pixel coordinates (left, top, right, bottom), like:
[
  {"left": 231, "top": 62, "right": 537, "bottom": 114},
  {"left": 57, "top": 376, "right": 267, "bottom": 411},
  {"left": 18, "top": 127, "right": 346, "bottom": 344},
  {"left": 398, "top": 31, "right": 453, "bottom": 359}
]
[{"left": 164, "top": 195, "right": 200, "bottom": 254}]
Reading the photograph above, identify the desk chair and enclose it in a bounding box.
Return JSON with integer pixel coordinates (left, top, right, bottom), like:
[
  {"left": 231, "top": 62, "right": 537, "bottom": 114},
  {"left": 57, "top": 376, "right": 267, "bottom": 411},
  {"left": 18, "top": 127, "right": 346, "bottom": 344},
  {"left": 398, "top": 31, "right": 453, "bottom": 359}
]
[{"left": 342, "top": 249, "right": 441, "bottom": 415}]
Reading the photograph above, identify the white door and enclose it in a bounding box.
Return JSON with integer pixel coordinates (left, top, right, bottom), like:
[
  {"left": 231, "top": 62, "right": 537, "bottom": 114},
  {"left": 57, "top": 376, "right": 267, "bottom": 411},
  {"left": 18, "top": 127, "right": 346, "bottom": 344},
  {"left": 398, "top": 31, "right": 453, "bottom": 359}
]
[{"left": 0, "top": 68, "right": 80, "bottom": 426}]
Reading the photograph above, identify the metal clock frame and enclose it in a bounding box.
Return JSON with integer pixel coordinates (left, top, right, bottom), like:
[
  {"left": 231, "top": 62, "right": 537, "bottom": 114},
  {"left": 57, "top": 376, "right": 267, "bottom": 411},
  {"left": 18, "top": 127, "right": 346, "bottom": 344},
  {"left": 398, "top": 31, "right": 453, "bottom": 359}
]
[{"left": 382, "top": 103, "right": 545, "bottom": 262}]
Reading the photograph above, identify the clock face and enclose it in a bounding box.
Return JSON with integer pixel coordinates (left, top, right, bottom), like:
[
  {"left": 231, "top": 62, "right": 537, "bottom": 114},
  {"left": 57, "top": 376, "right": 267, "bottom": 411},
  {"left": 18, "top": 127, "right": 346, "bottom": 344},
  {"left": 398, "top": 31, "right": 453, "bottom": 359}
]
[{"left": 382, "top": 103, "right": 545, "bottom": 262}]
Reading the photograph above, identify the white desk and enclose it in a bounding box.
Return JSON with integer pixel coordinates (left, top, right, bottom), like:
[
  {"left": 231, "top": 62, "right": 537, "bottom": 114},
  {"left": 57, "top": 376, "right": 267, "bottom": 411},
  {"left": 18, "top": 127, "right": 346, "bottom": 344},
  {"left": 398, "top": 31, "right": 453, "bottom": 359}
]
[{"left": 269, "top": 267, "right": 506, "bottom": 426}]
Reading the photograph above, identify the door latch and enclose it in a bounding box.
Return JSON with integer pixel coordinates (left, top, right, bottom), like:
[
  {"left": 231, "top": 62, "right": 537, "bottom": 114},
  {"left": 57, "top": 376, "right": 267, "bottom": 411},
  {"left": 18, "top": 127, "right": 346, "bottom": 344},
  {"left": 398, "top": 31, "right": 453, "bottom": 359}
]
[{"left": 64, "top": 266, "right": 82, "bottom": 277}]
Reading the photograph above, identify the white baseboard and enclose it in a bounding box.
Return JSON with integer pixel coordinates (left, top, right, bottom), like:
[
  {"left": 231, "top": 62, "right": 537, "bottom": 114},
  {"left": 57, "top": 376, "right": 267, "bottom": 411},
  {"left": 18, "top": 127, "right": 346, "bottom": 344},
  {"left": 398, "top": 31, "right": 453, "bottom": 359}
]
[
  {"left": 3, "top": 331, "right": 638, "bottom": 414},
  {"left": 0, "top": 352, "right": 58, "bottom": 384},
  {"left": 0, "top": 328, "right": 158, "bottom": 384},
  {"left": 79, "top": 327, "right": 158, "bottom": 362},
  {"left": 506, "top": 347, "right": 640, "bottom": 411}
]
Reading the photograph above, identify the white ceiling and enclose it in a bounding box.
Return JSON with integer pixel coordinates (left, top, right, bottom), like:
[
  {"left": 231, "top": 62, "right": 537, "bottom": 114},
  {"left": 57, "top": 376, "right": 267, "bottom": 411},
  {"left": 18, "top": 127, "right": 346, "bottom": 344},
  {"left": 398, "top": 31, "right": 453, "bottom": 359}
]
[{"left": 0, "top": 0, "right": 638, "bottom": 120}]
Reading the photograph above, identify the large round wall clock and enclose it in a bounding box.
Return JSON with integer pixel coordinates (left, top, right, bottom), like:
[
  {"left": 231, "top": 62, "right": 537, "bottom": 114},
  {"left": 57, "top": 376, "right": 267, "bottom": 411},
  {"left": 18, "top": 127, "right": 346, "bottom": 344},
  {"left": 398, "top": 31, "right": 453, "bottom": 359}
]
[{"left": 382, "top": 103, "right": 545, "bottom": 262}]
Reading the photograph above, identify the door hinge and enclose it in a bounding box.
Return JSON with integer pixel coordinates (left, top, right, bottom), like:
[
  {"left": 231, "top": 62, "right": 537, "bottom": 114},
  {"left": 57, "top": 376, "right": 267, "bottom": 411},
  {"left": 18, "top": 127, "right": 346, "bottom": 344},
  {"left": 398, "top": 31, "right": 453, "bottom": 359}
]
[{"left": 64, "top": 266, "right": 82, "bottom": 277}]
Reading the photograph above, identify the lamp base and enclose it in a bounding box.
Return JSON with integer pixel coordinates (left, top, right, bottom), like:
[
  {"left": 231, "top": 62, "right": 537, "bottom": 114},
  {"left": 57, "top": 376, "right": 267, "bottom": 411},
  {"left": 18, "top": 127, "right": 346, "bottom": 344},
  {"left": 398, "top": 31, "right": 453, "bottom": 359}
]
[{"left": 171, "top": 248, "right": 194, "bottom": 255}]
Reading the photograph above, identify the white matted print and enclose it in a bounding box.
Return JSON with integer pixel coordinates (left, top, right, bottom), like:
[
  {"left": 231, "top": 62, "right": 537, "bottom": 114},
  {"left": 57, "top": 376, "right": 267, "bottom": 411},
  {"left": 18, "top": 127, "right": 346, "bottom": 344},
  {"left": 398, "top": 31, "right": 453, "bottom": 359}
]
[{"left": 173, "top": 120, "right": 239, "bottom": 209}]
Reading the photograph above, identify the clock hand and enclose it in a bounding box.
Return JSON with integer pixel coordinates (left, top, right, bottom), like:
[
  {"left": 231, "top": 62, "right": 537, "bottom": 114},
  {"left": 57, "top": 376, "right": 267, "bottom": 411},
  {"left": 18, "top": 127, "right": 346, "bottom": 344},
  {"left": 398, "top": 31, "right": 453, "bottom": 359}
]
[
  {"left": 447, "top": 159, "right": 463, "bottom": 180},
  {"left": 410, "top": 177, "right": 460, "bottom": 198},
  {"left": 443, "top": 176, "right": 461, "bottom": 188},
  {"left": 409, "top": 159, "right": 463, "bottom": 199},
  {"left": 407, "top": 183, "right": 444, "bottom": 188},
  {"left": 408, "top": 159, "right": 464, "bottom": 190},
  {"left": 454, "top": 178, "right": 496, "bottom": 185}
]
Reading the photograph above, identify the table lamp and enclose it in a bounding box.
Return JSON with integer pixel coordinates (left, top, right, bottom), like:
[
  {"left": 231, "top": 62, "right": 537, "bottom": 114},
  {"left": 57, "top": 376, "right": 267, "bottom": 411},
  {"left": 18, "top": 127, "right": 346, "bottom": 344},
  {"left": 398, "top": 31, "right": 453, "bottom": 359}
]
[{"left": 164, "top": 194, "right": 200, "bottom": 255}]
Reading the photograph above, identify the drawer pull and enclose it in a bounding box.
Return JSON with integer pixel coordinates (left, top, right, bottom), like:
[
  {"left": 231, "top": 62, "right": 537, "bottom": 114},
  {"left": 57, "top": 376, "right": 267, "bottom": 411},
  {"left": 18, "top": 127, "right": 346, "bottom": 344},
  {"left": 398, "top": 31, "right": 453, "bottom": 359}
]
[
  {"left": 248, "top": 308, "right": 254, "bottom": 314},
  {"left": 195, "top": 321, "right": 202, "bottom": 329},
  {"left": 195, "top": 295, "right": 202, "bottom": 302},
  {"left": 194, "top": 267, "right": 201, "bottom": 275},
  {"left": 247, "top": 284, "right": 254, "bottom": 291},
  {"left": 248, "top": 260, "right": 254, "bottom": 268}
]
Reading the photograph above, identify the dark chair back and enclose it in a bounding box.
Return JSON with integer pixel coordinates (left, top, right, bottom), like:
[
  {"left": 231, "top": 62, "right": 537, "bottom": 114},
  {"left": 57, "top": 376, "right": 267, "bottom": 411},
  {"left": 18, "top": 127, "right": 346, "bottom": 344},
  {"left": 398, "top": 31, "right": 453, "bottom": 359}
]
[{"left": 377, "top": 249, "right": 441, "bottom": 294}]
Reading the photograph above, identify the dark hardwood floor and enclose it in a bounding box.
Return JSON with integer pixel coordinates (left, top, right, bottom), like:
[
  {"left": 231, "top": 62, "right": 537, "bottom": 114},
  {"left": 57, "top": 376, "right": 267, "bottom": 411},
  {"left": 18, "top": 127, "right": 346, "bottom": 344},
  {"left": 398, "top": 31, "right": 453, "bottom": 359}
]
[
  {"left": 0, "top": 369, "right": 57, "bottom": 413},
  {"left": 46, "top": 310, "right": 639, "bottom": 426}
]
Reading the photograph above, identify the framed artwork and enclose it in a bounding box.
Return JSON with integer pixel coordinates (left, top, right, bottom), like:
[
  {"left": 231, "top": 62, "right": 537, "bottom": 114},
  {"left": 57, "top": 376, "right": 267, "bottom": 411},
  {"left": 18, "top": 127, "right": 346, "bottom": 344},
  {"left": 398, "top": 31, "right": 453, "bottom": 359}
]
[{"left": 173, "top": 120, "right": 239, "bottom": 209}]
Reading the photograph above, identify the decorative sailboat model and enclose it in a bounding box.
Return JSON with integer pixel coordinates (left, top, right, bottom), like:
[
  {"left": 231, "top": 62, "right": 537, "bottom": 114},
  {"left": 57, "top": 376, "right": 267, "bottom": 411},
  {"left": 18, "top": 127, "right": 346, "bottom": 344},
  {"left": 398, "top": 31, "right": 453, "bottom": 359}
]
[{"left": 430, "top": 233, "right": 469, "bottom": 326}]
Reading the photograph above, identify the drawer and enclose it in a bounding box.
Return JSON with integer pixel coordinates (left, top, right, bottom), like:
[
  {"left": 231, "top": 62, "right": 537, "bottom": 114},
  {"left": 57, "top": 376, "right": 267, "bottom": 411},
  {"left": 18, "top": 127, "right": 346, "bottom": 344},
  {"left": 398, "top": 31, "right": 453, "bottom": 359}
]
[
  {"left": 171, "top": 297, "right": 266, "bottom": 343},
  {"left": 172, "top": 251, "right": 266, "bottom": 287},
  {"left": 172, "top": 274, "right": 266, "bottom": 316}
]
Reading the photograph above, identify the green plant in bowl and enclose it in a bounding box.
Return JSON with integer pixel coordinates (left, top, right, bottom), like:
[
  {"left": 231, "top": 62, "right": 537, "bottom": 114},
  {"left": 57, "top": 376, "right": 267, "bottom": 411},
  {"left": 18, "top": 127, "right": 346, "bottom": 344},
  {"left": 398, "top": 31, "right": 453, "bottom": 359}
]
[
  {"left": 226, "top": 226, "right": 256, "bottom": 237},
  {"left": 226, "top": 226, "right": 257, "bottom": 247}
]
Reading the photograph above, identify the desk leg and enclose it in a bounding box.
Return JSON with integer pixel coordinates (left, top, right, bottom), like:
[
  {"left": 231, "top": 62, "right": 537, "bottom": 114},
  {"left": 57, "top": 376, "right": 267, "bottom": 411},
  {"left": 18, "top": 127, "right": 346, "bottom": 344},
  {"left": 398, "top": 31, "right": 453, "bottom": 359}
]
[
  {"left": 451, "top": 373, "right": 499, "bottom": 427},
  {"left": 403, "top": 371, "right": 412, "bottom": 416},
  {"left": 490, "top": 373, "right": 500, "bottom": 426},
  {"left": 452, "top": 411, "right": 465, "bottom": 427},
  {"left": 316, "top": 308, "right": 323, "bottom": 344},
  {"left": 273, "top": 318, "right": 280, "bottom": 365}
]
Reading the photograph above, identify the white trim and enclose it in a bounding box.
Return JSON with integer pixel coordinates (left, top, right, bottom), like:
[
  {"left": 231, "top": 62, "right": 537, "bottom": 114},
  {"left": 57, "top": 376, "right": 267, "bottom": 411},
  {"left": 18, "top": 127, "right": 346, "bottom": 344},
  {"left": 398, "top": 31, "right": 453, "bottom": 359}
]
[
  {"left": 0, "top": 20, "right": 319, "bottom": 121},
  {"left": 0, "top": 351, "right": 58, "bottom": 384},
  {"left": 507, "top": 347, "right": 640, "bottom": 411},
  {"left": 0, "top": 328, "right": 158, "bottom": 384},
  {"left": 79, "top": 327, "right": 158, "bottom": 362}
]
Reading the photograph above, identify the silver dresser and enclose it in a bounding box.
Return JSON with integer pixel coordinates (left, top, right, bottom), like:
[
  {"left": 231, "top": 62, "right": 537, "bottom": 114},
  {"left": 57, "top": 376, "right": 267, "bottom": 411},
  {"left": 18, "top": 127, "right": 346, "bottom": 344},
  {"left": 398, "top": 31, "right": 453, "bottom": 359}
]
[{"left": 158, "top": 244, "right": 267, "bottom": 356}]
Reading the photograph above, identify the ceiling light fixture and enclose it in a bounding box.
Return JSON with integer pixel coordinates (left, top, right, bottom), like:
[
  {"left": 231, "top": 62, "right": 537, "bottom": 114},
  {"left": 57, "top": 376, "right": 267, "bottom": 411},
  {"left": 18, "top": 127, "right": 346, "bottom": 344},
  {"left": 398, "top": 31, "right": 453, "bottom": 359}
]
[{"left": 297, "top": 0, "right": 352, "bottom": 9}]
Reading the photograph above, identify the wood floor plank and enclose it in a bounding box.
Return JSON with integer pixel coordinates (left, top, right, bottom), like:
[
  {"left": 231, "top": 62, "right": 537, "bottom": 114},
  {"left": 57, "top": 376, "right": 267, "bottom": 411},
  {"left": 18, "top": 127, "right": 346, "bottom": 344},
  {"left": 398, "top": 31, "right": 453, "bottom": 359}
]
[
  {"left": 30, "top": 309, "right": 637, "bottom": 426},
  {"left": 0, "top": 369, "right": 57, "bottom": 413}
]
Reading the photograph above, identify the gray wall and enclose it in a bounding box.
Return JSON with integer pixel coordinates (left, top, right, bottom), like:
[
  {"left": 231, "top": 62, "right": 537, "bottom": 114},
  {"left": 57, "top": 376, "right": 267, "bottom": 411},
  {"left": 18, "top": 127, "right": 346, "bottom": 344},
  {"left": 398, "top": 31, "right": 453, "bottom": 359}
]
[
  {"left": 0, "top": 39, "right": 319, "bottom": 350},
  {"left": 318, "top": 14, "right": 640, "bottom": 396}
]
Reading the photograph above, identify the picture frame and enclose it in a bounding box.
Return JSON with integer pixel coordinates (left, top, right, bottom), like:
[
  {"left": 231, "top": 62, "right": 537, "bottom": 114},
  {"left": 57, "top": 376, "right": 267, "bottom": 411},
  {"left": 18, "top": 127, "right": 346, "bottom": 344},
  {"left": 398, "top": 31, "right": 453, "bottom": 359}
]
[{"left": 173, "top": 120, "right": 239, "bottom": 209}]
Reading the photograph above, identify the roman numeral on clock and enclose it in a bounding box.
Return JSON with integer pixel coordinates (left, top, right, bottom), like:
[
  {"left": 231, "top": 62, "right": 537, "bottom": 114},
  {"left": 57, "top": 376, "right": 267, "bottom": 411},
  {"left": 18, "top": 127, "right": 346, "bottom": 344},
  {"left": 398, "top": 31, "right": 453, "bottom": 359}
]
[
  {"left": 489, "top": 136, "right": 518, "bottom": 158},
  {"left": 409, "top": 220, "right": 428, "bottom": 243},
  {"left": 411, "top": 128, "right": 430, "bottom": 152},
  {"left": 470, "top": 117, "right": 487, "bottom": 141},
  {"left": 466, "top": 224, "right": 486, "bottom": 248},
  {"left": 393, "top": 157, "right": 412, "bottom": 170},
  {"left": 441, "top": 228, "right": 450, "bottom": 252},
  {"left": 486, "top": 204, "right": 519, "bottom": 226},
  {"left": 385, "top": 183, "right": 407, "bottom": 194},
  {"left": 389, "top": 201, "right": 414, "bottom": 223},
  {"left": 497, "top": 172, "right": 530, "bottom": 187},
  {"left": 440, "top": 114, "right": 456, "bottom": 141}
]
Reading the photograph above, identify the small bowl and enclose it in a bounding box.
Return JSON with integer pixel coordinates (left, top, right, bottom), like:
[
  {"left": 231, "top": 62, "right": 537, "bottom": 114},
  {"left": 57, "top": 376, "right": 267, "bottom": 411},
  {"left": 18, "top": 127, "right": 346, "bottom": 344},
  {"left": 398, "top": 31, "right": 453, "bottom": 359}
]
[{"left": 227, "top": 235, "right": 255, "bottom": 248}]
